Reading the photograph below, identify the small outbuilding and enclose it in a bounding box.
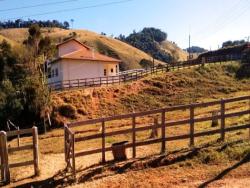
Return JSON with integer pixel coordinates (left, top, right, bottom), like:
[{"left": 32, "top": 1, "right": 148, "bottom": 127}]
[{"left": 47, "top": 38, "right": 121, "bottom": 84}]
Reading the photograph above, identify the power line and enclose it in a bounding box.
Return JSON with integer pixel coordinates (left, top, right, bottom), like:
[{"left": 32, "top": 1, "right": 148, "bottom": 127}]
[
  {"left": 199, "top": 1, "right": 250, "bottom": 40},
  {"left": 6, "top": 0, "right": 135, "bottom": 20},
  {"left": 0, "top": 0, "right": 78, "bottom": 12},
  {"left": 194, "top": 0, "right": 246, "bottom": 37},
  {"left": 193, "top": 0, "right": 250, "bottom": 44}
]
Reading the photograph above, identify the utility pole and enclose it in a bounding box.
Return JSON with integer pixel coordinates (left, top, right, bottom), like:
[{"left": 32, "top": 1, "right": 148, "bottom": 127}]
[
  {"left": 245, "top": 36, "right": 250, "bottom": 43},
  {"left": 70, "top": 19, "right": 74, "bottom": 29},
  {"left": 188, "top": 34, "right": 191, "bottom": 60}
]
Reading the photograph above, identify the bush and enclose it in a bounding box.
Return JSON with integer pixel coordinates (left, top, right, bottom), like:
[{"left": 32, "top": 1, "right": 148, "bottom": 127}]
[
  {"left": 223, "top": 63, "right": 240, "bottom": 75},
  {"left": 236, "top": 63, "right": 250, "bottom": 79},
  {"left": 58, "top": 104, "right": 77, "bottom": 119},
  {"left": 77, "top": 107, "right": 88, "bottom": 115},
  {"left": 139, "top": 59, "right": 153, "bottom": 69}
]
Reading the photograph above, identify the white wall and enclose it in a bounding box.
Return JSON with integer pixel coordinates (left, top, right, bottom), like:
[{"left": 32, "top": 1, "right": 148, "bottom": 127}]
[
  {"left": 48, "top": 62, "right": 63, "bottom": 83},
  {"left": 61, "top": 59, "right": 119, "bottom": 81},
  {"left": 104, "top": 64, "right": 119, "bottom": 76},
  {"left": 48, "top": 60, "right": 119, "bottom": 83}
]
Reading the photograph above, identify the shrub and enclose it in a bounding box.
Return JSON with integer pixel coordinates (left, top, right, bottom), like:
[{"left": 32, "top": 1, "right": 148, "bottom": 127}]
[
  {"left": 58, "top": 104, "right": 77, "bottom": 119},
  {"left": 236, "top": 63, "right": 250, "bottom": 79},
  {"left": 197, "top": 149, "right": 226, "bottom": 164},
  {"left": 139, "top": 59, "right": 153, "bottom": 69},
  {"left": 223, "top": 63, "right": 240, "bottom": 75},
  {"left": 77, "top": 107, "right": 88, "bottom": 115}
]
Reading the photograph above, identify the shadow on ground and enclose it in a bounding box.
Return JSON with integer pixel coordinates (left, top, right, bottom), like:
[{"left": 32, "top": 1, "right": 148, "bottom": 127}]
[
  {"left": 14, "top": 170, "right": 75, "bottom": 188},
  {"left": 11, "top": 139, "right": 249, "bottom": 187},
  {"left": 199, "top": 152, "right": 250, "bottom": 188}
]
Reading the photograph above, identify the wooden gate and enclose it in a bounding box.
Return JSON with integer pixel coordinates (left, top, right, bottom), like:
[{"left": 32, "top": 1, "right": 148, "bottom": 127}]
[
  {"left": 64, "top": 125, "right": 76, "bottom": 178},
  {"left": 0, "top": 127, "right": 39, "bottom": 184}
]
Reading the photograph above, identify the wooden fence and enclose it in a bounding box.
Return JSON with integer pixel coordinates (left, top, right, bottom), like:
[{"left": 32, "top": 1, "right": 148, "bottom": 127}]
[
  {"left": 0, "top": 127, "right": 39, "bottom": 184},
  {"left": 64, "top": 95, "right": 250, "bottom": 177},
  {"left": 49, "top": 59, "right": 218, "bottom": 91}
]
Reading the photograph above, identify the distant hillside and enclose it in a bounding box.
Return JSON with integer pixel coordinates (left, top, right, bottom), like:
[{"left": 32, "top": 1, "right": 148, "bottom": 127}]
[
  {"left": 160, "top": 41, "right": 188, "bottom": 61},
  {"left": 0, "top": 28, "right": 164, "bottom": 70},
  {"left": 185, "top": 46, "right": 207, "bottom": 54},
  {"left": 117, "top": 27, "right": 188, "bottom": 62},
  {"left": 0, "top": 28, "right": 187, "bottom": 69}
]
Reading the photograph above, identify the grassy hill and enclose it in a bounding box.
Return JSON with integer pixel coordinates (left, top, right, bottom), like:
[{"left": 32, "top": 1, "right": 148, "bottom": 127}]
[
  {"left": 51, "top": 62, "right": 250, "bottom": 125},
  {"left": 0, "top": 28, "right": 187, "bottom": 70},
  {"left": 0, "top": 33, "right": 18, "bottom": 46},
  {"left": 160, "top": 41, "right": 188, "bottom": 61}
]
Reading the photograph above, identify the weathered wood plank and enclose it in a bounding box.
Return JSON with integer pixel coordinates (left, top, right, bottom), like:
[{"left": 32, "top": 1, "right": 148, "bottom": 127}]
[
  {"left": 221, "top": 99, "right": 225, "bottom": 141},
  {"left": 190, "top": 105, "right": 195, "bottom": 146},
  {"left": 8, "top": 145, "right": 33, "bottom": 153},
  {"left": 7, "top": 128, "right": 33, "bottom": 137},
  {"left": 9, "top": 160, "right": 34, "bottom": 168},
  {"left": 32, "top": 127, "right": 39, "bottom": 176}
]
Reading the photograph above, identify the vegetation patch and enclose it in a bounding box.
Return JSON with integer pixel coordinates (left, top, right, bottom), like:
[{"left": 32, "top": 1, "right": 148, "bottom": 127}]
[{"left": 58, "top": 104, "right": 77, "bottom": 119}]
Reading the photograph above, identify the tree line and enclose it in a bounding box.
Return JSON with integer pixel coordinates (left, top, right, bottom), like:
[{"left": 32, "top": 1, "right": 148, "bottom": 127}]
[
  {"left": 0, "top": 19, "right": 70, "bottom": 29},
  {"left": 222, "top": 40, "right": 247, "bottom": 48},
  {"left": 0, "top": 24, "right": 54, "bottom": 130},
  {"left": 116, "top": 27, "right": 173, "bottom": 63}
]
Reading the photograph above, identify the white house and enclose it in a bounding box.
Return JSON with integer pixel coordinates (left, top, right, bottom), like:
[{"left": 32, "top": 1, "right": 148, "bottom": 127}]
[{"left": 47, "top": 38, "right": 121, "bottom": 84}]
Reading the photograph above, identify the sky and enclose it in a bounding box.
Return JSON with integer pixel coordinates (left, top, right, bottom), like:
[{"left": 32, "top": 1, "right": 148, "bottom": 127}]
[{"left": 0, "top": 0, "right": 250, "bottom": 50}]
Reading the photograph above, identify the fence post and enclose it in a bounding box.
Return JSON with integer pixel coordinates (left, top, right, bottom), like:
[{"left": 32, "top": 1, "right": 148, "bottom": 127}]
[
  {"left": 249, "top": 97, "right": 250, "bottom": 140},
  {"left": 32, "top": 126, "right": 39, "bottom": 176},
  {"left": 64, "top": 125, "right": 67, "bottom": 162},
  {"left": 132, "top": 114, "right": 136, "bottom": 158},
  {"left": 0, "top": 131, "right": 10, "bottom": 184},
  {"left": 71, "top": 133, "right": 76, "bottom": 180},
  {"left": 220, "top": 99, "right": 225, "bottom": 141},
  {"left": 101, "top": 119, "right": 106, "bottom": 163},
  {"left": 161, "top": 109, "right": 166, "bottom": 153},
  {"left": 17, "top": 126, "right": 20, "bottom": 147},
  {"left": 190, "top": 105, "right": 195, "bottom": 147},
  {"left": 0, "top": 132, "right": 5, "bottom": 182}
]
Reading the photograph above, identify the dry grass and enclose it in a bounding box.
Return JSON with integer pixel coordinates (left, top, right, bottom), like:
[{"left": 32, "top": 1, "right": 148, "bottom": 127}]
[
  {"left": 160, "top": 41, "right": 188, "bottom": 61},
  {"left": 0, "top": 27, "right": 188, "bottom": 70},
  {"left": 51, "top": 62, "right": 250, "bottom": 125},
  {"left": 0, "top": 34, "right": 17, "bottom": 46},
  {"left": 0, "top": 28, "right": 164, "bottom": 70},
  {"left": 3, "top": 62, "right": 250, "bottom": 187}
]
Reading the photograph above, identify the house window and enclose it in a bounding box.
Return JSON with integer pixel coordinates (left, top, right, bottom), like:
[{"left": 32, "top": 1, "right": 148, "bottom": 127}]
[
  {"left": 55, "top": 68, "right": 59, "bottom": 77},
  {"left": 48, "top": 67, "right": 51, "bottom": 78},
  {"left": 104, "top": 69, "right": 107, "bottom": 76},
  {"left": 111, "top": 68, "right": 114, "bottom": 73},
  {"left": 52, "top": 69, "right": 55, "bottom": 78},
  {"left": 116, "top": 65, "right": 118, "bottom": 73}
]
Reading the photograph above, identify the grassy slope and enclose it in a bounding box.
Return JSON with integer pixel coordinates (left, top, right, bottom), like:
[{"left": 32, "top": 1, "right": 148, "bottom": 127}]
[
  {"left": 51, "top": 62, "right": 250, "bottom": 125},
  {"left": 6, "top": 62, "right": 250, "bottom": 187},
  {"left": 161, "top": 40, "right": 188, "bottom": 61},
  {"left": 0, "top": 34, "right": 18, "bottom": 46},
  {"left": 0, "top": 28, "right": 187, "bottom": 69}
]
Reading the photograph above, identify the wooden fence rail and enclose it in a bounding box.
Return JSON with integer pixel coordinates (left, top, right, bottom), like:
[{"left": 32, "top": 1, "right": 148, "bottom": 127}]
[
  {"left": 49, "top": 60, "right": 226, "bottom": 91},
  {"left": 0, "top": 127, "right": 39, "bottom": 184},
  {"left": 64, "top": 95, "right": 250, "bottom": 177}
]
